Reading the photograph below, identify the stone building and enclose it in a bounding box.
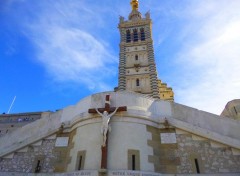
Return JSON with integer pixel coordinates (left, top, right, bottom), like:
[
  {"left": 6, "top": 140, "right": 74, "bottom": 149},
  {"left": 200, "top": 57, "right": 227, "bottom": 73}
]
[
  {"left": 0, "top": 1, "right": 239, "bottom": 176},
  {"left": 221, "top": 99, "right": 240, "bottom": 120},
  {"left": 0, "top": 112, "right": 43, "bottom": 137},
  {"left": 117, "top": 0, "right": 174, "bottom": 100}
]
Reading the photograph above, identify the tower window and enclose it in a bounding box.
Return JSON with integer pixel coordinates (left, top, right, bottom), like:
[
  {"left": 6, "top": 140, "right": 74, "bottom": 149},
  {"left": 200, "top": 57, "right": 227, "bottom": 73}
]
[
  {"left": 126, "top": 30, "right": 131, "bottom": 43},
  {"left": 135, "top": 55, "right": 138, "bottom": 60},
  {"left": 140, "top": 28, "right": 145, "bottom": 41},
  {"left": 133, "top": 29, "right": 138, "bottom": 42},
  {"left": 136, "top": 79, "right": 140, "bottom": 86}
]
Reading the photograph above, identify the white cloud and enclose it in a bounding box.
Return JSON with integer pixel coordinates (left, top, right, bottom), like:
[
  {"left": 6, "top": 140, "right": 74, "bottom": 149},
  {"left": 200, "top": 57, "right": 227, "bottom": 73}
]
[
  {"left": 173, "top": 0, "right": 240, "bottom": 114},
  {"left": 21, "top": 0, "right": 118, "bottom": 92},
  {"left": 37, "top": 27, "right": 115, "bottom": 79}
]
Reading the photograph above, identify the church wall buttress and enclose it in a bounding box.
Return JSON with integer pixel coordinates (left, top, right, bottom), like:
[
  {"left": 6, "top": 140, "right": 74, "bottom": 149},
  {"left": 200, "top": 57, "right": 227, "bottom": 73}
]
[{"left": 54, "top": 129, "right": 77, "bottom": 172}]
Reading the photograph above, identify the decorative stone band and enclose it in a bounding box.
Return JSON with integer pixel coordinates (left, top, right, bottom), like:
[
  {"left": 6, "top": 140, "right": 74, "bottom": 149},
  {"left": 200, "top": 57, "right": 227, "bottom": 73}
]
[
  {"left": 118, "top": 44, "right": 126, "bottom": 90},
  {"left": 145, "top": 41, "right": 160, "bottom": 99}
]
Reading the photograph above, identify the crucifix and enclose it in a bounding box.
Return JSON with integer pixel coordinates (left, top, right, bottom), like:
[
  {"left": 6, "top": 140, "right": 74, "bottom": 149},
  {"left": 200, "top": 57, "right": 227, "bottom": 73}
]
[{"left": 88, "top": 95, "right": 127, "bottom": 169}]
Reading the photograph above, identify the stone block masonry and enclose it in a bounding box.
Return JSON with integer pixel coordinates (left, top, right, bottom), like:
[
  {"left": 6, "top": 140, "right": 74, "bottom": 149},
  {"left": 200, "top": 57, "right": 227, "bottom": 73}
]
[
  {"left": 146, "top": 125, "right": 240, "bottom": 174},
  {"left": 0, "top": 139, "right": 57, "bottom": 173},
  {"left": 176, "top": 133, "right": 240, "bottom": 174}
]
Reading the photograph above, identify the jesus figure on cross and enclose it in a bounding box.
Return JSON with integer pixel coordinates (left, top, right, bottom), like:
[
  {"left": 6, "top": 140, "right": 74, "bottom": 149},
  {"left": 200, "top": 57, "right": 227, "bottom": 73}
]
[
  {"left": 88, "top": 94, "right": 127, "bottom": 169},
  {"left": 95, "top": 107, "right": 119, "bottom": 146}
]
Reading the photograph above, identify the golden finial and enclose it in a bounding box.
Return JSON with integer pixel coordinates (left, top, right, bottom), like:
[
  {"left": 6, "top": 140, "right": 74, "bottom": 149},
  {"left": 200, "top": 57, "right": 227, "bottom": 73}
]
[{"left": 131, "top": 0, "right": 139, "bottom": 10}]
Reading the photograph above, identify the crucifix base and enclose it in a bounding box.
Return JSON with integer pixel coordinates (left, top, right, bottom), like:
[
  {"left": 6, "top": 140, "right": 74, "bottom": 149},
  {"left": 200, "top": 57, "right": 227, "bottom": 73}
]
[
  {"left": 99, "top": 169, "right": 107, "bottom": 173},
  {"left": 101, "top": 133, "right": 108, "bottom": 169},
  {"left": 98, "top": 169, "right": 107, "bottom": 176}
]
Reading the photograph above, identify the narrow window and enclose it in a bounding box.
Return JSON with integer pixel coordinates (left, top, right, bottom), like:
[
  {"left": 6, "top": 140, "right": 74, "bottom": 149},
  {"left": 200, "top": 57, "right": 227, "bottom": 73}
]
[
  {"left": 234, "top": 106, "right": 238, "bottom": 115},
  {"left": 136, "top": 79, "right": 140, "bottom": 86},
  {"left": 75, "top": 151, "right": 86, "bottom": 171},
  {"left": 135, "top": 55, "right": 138, "bottom": 60},
  {"left": 126, "top": 30, "right": 131, "bottom": 43},
  {"left": 35, "top": 160, "right": 41, "bottom": 173},
  {"left": 128, "top": 149, "right": 140, "bottom": 170},
  {"left": 133, "top": 29, "right": 138, "bottom": 42},
  {"left": 194, "top": 158, "right": 200, "bottom": 173},
  {"left": 78, "top": 156, "right": 83, "bottom": 170},
  {"left": 140, "top": 28, "right": 145, "bottom": 41},
  {"left": 132, "top": 155, "right": 136, "bottom": 170}
]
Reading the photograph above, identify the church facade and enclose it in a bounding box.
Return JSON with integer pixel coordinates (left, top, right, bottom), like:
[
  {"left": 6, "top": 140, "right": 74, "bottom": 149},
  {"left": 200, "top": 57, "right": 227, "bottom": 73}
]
[{"left": 0, "top": 1, "right": 240, "bottom": 176}]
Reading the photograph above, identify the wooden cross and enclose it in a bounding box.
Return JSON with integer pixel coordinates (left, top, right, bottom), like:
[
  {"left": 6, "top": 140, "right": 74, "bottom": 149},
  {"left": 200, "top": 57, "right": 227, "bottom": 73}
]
[{"left": 88, "top": 95, "right": 127, "bottom": 169}]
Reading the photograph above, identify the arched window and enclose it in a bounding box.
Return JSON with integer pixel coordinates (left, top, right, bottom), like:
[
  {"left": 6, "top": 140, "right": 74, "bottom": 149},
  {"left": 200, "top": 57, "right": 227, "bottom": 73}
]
[
  {"left": 133, "top": 29, "right": 138, "bottom": 42},
  {"left": 135, "top": 54, "right": 138, "bottom": 60},
  {"left": 136, "top": 79, "right": 140, "bottom": 86},
  {"left": 126, "top": 30, "right": 131, "bottom": 43},
  {"left": 140, "top": 28, "right": 145, "bottom": 41}
]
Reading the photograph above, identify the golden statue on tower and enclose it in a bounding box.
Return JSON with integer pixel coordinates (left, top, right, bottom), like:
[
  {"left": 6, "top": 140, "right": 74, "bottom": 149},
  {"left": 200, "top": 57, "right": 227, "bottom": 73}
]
[{"left": 131, "top": 0, "right": 139, "bottom": 10}]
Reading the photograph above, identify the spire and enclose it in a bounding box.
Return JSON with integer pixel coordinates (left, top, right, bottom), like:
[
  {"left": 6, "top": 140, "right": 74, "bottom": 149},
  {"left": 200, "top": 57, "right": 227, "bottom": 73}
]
[{"left": 131, "top": 0, "right": 139, "bottom": 11}]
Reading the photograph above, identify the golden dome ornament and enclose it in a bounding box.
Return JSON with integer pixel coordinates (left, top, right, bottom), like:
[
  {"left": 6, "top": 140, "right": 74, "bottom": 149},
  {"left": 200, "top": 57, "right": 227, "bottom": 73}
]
[{"left": 131, "top": 0, "right": 139, "bottom": 10}]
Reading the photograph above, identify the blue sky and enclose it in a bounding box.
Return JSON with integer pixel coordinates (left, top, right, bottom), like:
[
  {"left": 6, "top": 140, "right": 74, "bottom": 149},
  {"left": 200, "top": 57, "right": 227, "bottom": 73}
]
[{"left": 0, "top": 0, "right": 240, "bottom": 115}]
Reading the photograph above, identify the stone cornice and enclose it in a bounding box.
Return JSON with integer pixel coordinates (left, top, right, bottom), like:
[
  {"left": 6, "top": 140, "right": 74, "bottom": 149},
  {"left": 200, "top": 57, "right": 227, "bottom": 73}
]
[
  {"left": 118, "top": 19, "right": 151, "bottom": 28},
  {"left": 120, "top": 39, "right": 153, "bottom": 47}
]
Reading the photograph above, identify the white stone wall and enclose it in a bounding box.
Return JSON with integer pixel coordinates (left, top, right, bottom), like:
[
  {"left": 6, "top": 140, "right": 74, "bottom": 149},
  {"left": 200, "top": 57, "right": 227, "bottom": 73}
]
[
  {"left": 67, "top": 121, "right": 102, "bottom": 171},
  {"left": 67, "top": 117, "right": 154, "bottom": 172},
  {"left": 108, "top": 121, "right": 154, "bottom": 171}
]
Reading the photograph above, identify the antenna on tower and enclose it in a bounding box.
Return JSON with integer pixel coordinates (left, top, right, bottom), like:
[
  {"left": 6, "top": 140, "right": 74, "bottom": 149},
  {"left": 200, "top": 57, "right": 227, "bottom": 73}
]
[{"left": 7, "top": 96, "right": 16, "bottom": 114}]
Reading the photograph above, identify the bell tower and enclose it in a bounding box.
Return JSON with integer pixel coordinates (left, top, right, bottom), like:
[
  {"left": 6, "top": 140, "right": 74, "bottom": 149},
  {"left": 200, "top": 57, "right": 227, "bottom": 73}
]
[{"left": 117, "top": 0, "right": 174, "bottom": 100}]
